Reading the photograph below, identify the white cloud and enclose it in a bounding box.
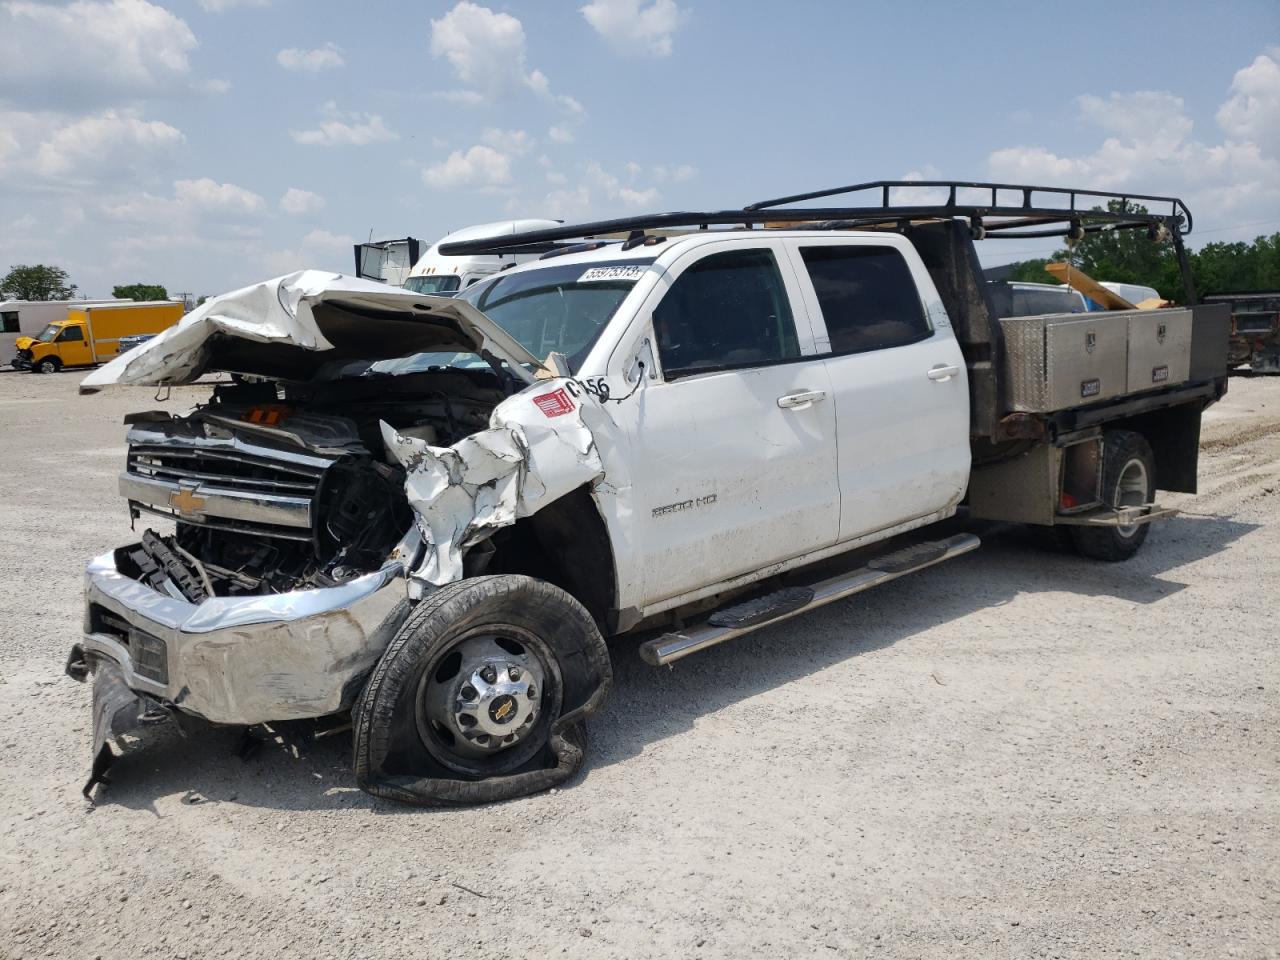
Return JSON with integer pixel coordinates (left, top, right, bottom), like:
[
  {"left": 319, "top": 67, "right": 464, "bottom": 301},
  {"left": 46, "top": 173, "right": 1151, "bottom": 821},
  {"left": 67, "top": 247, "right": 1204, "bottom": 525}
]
[
  {"left": 33, "top": 109, "right": 184, "bottom": 179},
  {"left": 987, "top": 59, "right": 1280, "bottom": 223},
  {"left": 580, "top": 0, "right": 688, "bottom": 58},
  {"left": 174, "top": 177, "right": 264, "bottom": 214},
  {"left": 290, "top": 104, "right": 398, "bottom": 146},
  {"left": 198, "top": 0, "right": 269, "bottom": 10},
  {"left": 548, "top": 125, "right": 575, "bottom": 144},
  {"left": 481, "top": 128, "right": 535, "bottom": 155},
  {"left": 422, "top": 145, "right": 512, "bottom": 190},
  {"left": 200, "top": 78, "right": 232, "bottom": 94},
  {"left": 277, "top": 44, "right": 345, "bottom": 72},
  {"left": 0, "top": 0, "right": 197, "bottom": 107},
  {"left": 278, "top": 187, "right": 326, "bottom": 215},
  {"left": 300, "top": 228, "right": 351, "bottom": 251},
  {"left": 651, "top": 162, "right": 696, "bottom": 183},
  {"left": 542, "top": 162, "right": 663, "bottom": 218},
  {"left": 1217, "top": 49, "right": 1280, "bottom": 156},
  {"left": 429, "top": 2, "right": 583, "bottom": 114},
  {"left": 264, "top": 228, "right": 355, "bottom": 276},
  {"left": 97, "top": 178, "right": 264, "bottom": 227}
]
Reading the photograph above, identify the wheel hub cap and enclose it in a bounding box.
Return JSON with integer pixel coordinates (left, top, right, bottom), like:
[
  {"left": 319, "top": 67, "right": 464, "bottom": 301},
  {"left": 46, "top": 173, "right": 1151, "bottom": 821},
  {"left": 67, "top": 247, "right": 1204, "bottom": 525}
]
[{"left": 426, "top": 635, "right": 544, "bottom": 756}]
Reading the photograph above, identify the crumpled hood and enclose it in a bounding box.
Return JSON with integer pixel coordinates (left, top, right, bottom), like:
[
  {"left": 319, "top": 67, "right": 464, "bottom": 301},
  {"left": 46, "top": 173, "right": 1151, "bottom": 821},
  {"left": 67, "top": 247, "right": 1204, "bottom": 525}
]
[{"left": 79, "top": 270, "right": 542, "bottom": 393}]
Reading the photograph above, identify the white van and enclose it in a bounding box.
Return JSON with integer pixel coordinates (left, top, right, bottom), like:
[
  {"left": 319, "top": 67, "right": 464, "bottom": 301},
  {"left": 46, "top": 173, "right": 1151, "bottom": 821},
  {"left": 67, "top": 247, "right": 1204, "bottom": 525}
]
[
  {"left": 403, "top": 219, "right": 561, "bottom": 295},
  {"left": 1, "top": 299, "right": 129, "bottom": 361}
]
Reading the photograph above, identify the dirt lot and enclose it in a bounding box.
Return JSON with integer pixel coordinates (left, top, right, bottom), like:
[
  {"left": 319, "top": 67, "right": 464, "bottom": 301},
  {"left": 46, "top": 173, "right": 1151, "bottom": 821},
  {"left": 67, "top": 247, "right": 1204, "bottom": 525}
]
[{"left": 0, "top": 369, "right": 1276, "bottom": 960}]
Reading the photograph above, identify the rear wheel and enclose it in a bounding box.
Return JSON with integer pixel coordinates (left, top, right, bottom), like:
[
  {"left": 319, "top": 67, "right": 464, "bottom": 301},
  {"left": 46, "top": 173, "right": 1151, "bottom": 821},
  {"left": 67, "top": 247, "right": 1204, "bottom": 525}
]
[
  {"left": 353, "top": 574, "right": 611, "bottom": 805},
  {"left": 1069, "top": 430, "right": 1155, "bottom": 562},
  {"left": 35, "top": 357, "right": 61, "bottom": 374}
]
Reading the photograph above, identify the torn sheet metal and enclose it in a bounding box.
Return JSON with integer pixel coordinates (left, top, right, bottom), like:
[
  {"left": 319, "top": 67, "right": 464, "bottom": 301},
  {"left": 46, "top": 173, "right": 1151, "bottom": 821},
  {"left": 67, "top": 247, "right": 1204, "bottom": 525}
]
[
  {"left": 382, "top": 378, "right": 613, "bottom": 593},
  {"left": 79, "top": 270, "right": 541, "bottom": 393},
  {"left": 83, "top": 657, "right": 169, "bottom": 799}
]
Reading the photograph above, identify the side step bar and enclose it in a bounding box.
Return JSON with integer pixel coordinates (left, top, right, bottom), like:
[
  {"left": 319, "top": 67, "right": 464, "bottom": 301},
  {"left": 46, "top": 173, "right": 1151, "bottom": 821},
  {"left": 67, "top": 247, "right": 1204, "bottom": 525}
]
[{"left": 639, "top": 532, "right": 981, "bottom": 666}]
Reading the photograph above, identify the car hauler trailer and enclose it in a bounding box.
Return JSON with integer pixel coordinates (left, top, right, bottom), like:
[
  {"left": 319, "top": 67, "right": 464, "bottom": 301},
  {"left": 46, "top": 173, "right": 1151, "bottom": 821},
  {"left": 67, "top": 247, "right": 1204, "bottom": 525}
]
[{"left": 69, "top": 180, "right": 1228, "bottom": 805}]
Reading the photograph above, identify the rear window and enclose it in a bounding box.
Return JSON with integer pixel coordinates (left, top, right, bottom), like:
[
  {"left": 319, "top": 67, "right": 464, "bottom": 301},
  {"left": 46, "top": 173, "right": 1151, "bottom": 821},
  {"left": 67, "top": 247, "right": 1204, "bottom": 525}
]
[{"left": 798, "top": 245, "right": 932, "bottom": 354}]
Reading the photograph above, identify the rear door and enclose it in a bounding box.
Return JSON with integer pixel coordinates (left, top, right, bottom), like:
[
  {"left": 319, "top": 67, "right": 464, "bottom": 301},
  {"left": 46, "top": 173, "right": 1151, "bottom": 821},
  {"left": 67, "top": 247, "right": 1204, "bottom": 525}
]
[
  {"left": 620, "top": 239, "right": 841, "bottom": 607},
  {"left": 783, "top": 237, "right": 970, "bottom": 543}
]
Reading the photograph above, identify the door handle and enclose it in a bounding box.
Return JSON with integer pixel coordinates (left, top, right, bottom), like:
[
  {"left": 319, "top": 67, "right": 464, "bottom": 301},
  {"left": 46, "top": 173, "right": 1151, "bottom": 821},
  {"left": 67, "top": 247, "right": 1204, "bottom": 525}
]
[
  {"left": 927, "top": 363, "right": 961, "bottom": 381},
  {"left": 777, "top": 390, "right": 827, "bottom": 409}
]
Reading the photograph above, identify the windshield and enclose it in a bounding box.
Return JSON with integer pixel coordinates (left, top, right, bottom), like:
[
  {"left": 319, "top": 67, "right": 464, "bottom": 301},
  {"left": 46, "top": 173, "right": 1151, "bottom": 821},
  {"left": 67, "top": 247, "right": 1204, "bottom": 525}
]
[
  {"left": 404, "top": 275, "right": 462, "bottom": 295},
  {"left": 36, "top": 323, "right": 61, "bottom": 342},
  {"left": 456, "top": 259, "right": 653, "bottom": 368}
]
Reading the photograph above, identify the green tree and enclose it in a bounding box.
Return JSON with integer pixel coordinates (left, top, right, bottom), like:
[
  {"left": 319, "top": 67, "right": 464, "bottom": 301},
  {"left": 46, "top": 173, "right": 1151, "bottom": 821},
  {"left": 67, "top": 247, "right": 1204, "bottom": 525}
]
[
  {"left": 1193, "top": 233, "right": 1280, "bottom": 294},
  {"left": 112, "top": 283, "right": 168, "bottom": 301},
  {"left": 1046, "top": 201, "right": 1182, "bottom": 299},
  {"left": 998, "top": 208, "right": 1280, "bottom": 302},
  {"left": 1, "top": 264, "right": 77, "bottom": 301}
]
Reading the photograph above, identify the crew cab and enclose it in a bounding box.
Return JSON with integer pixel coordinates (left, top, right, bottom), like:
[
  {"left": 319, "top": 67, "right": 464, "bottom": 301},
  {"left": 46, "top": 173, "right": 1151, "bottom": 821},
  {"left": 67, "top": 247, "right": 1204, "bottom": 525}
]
[{"left": 67, "top": 181, "right": 1230, "bottom": 805}]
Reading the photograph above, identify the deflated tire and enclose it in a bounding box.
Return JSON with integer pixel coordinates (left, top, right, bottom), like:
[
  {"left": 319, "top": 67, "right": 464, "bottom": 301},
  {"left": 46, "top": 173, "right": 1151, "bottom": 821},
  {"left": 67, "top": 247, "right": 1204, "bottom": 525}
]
[{"left": 353, "top": 574, "right": 611, "bottom": 805}]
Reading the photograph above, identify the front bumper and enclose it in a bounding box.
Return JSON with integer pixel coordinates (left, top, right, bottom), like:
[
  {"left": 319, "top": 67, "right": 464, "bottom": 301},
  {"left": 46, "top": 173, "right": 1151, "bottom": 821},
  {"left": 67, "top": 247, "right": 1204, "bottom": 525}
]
[{"left": 73, "top": 537, "right": 416, "bottom": 725}]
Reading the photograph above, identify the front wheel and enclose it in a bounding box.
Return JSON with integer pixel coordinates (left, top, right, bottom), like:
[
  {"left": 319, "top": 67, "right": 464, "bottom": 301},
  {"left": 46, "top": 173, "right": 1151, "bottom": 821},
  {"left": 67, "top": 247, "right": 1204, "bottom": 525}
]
[
  {"left": 353, "top": 575, "right": 611, "bottom": 806},
  {"left": 35, "top": 357, "right": 61, "bottom": 374},
  {"left": 1069, "top": 430, "right": 1156, "bottom": 562}
]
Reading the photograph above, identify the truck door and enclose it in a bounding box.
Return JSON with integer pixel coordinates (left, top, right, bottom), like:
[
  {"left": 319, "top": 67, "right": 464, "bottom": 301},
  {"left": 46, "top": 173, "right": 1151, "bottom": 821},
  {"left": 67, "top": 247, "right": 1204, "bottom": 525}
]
[
  {"left": 53, "top": 323, "right": 92, "bottom": 367},
  {"left": 621, "top": 241, "right": 841, "bottom": 607},
  {"left": 783, "top": 238, "right": 970, "bottom": 543}
]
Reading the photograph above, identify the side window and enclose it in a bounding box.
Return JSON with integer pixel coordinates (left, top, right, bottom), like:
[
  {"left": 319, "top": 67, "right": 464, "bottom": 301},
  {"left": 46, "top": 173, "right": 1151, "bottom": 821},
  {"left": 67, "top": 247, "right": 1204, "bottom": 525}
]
[
  {"left": 0, "top": 312, "right": 18, "bottom": 333},
  {"left": 58, "top": 325, "right": 84, "bottom": 342},
  {"left": 653, "top": 248, "right": 799, "bottom": 378},
  {"left": 798, "top": 246, "right": 931, "bottom": 355}
]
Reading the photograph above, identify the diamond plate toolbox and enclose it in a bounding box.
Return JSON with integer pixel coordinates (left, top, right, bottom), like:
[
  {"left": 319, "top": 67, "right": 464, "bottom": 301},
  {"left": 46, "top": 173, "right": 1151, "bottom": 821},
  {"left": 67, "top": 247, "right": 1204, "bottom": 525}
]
[{"left": 1000, "top": 313, "right": 1129, "bottom": 412}]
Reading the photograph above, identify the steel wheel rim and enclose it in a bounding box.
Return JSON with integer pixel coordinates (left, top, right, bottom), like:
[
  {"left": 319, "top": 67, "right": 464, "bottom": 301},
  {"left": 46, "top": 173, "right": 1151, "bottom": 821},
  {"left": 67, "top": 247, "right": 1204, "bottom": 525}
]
[
  {"left": 414, "top": 625, "right": 561, "bottom": 777},
  {"left": 1115, "top": 458, "right": 1149, "bottom": 538}
]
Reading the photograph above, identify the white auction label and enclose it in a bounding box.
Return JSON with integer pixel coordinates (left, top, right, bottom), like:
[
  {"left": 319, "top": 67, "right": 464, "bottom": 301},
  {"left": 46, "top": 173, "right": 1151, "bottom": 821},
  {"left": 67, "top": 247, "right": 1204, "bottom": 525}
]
[{"left": 578, "top": 265, "right": 647, "bottom": 282}]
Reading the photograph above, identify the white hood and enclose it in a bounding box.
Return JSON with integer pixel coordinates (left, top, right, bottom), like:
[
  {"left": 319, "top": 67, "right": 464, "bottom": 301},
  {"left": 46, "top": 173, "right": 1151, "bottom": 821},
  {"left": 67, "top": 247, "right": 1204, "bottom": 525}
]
[{"left": 80, "top": 270, "right": 542, "bottom": 393}]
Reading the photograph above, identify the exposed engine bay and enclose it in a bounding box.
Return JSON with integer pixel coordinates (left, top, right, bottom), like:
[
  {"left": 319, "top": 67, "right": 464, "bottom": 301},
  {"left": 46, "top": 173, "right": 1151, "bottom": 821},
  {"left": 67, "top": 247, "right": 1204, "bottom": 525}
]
[{"left": 119, "top": 367, "right": 506, "bottom": 599}]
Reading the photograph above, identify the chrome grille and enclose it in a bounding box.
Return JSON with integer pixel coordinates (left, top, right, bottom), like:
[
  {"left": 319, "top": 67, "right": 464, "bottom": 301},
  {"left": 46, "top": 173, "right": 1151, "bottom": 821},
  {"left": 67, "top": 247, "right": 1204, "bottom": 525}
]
[{"left": 122, "top": 426, "right": 339, "bottom": 542}]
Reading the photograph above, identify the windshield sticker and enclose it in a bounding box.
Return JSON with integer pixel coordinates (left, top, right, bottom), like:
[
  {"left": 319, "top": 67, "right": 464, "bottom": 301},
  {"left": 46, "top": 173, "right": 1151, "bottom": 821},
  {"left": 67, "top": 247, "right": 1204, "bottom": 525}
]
[{"left": 578, "top": 265, "right": 646, "bottom": 283}]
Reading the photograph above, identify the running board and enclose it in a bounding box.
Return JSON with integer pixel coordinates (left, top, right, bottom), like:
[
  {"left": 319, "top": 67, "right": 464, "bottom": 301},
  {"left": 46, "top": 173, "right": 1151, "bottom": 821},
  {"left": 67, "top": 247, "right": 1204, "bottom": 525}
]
[{"left": 639, "top": 533, "right": 981, "bottom": 666}]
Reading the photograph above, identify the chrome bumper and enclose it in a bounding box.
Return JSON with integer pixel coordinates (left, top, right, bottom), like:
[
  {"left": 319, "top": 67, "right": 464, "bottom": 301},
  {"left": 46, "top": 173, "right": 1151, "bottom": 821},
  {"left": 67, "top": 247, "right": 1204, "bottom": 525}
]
[{"left": 77, "top": 538, "right": 416, "bottom": 725}]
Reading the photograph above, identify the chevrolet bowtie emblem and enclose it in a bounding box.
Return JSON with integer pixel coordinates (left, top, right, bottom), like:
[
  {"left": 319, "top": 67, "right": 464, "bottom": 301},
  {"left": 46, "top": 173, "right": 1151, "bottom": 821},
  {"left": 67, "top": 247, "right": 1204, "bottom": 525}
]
[{"left": 170, "top": 487, "right": 207, "bottom": 515}]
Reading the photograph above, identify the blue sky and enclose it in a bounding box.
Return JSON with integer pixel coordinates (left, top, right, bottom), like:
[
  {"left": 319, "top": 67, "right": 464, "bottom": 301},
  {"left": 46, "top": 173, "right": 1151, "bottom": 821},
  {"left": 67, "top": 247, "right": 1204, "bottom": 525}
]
[{"left": 2, "top": 0, "right": 1277, "bottom": 297}]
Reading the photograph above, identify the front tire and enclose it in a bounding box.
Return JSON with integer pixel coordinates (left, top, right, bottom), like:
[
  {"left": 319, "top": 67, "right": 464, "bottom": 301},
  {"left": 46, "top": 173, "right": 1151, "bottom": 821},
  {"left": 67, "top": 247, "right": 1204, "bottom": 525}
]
[
  {"left": 1069, "top": 430, "right": 1156, "bottom": 562},
  {"left": 35, "top": 357, "right": 61, "bottom": 374},
  {"left": 353, "top": 575, "right": 611, "bottom": 806}
]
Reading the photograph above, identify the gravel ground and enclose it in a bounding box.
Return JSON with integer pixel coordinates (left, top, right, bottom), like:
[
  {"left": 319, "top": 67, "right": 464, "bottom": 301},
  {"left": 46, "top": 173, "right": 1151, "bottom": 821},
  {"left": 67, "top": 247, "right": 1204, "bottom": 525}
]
[{"left": 0, "top": 369, "right": 1276, "bottom": 960}]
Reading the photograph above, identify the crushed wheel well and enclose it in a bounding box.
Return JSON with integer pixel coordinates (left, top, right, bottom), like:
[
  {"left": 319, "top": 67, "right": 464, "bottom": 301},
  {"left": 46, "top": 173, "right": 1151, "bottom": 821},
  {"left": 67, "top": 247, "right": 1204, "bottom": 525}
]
[{"left": 479, "top": 486, "right": 619, "bottom": 633}]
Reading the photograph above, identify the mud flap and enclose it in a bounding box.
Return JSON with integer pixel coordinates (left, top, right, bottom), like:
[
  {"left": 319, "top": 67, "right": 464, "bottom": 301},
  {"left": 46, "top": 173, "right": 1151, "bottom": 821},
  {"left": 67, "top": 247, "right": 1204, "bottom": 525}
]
[{"left": 83, "top": 659, "right": 171, "bottom": 801}]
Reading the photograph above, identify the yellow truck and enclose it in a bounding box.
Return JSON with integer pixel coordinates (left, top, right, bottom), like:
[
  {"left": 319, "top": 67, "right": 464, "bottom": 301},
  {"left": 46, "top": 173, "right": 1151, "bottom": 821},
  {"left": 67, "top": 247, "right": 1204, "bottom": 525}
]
[{"left": 14, "top": 300, "right": 183, "bottom": 374}]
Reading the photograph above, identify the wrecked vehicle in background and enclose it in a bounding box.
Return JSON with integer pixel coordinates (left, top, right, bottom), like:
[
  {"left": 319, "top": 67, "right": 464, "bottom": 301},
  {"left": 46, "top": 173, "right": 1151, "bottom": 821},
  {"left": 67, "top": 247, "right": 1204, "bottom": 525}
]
[{"left": 69, "top": 180, "right": 1231, "bottom": 806}]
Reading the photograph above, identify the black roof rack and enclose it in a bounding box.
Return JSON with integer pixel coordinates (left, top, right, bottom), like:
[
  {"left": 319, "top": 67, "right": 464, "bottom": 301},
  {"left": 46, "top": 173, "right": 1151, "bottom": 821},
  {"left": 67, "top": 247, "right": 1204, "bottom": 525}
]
[{"left": 436, "top": 179, "right": 1192, "bottom": 257}]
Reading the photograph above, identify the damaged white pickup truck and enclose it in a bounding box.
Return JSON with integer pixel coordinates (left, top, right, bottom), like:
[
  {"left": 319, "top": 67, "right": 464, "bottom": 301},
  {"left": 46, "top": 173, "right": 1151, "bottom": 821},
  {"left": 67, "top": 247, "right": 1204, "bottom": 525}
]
[{"left": 68, "top": 180, "right": 1231, "bottom": 805}]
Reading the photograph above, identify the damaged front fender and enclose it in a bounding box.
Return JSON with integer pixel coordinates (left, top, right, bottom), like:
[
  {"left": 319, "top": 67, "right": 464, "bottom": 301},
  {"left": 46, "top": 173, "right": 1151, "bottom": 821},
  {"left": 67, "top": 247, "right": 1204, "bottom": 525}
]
[{"left": 382, "top": 379, "right": 611, "bottom": 595}]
